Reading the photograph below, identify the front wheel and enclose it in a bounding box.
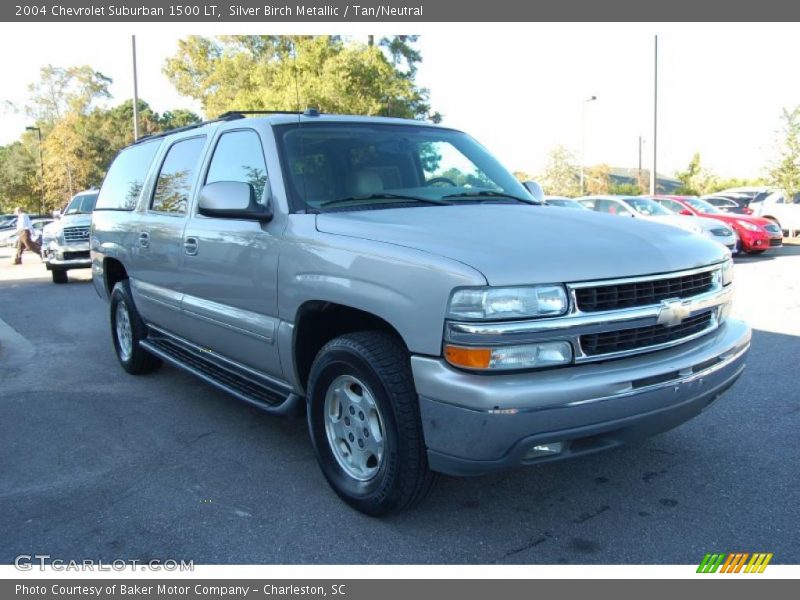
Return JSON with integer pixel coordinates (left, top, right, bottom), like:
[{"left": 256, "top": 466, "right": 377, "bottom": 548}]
[
  {"left": 51, "top": 269, "right": 68, "bottom": 284},
  {"left": 307, "top": 331, "right": 436, "bottom": 516}
]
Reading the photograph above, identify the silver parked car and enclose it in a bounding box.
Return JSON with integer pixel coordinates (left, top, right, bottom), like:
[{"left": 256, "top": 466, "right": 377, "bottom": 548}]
[
  {"left": 91, "top": 112, "right": 750, "bottom": 515},
  {"left": 578, "top": 195, "right": 736, "bottom": 252}
]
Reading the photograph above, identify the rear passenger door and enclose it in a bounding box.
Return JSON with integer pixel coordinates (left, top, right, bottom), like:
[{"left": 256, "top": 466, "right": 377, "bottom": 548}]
[
  {"left": 179, "top": 128, "right": 284, "bottom": 378},
  {"left": 129, "top": 135, "right": 207, "bottom": 337}
]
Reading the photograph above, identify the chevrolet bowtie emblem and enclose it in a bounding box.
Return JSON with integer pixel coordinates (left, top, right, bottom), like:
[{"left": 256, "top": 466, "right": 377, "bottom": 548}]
[{"left": 657, "top": 299, "right": 691, "bottom": 327}]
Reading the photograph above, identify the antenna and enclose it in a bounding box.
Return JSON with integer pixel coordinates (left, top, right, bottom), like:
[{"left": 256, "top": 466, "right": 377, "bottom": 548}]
[{"left": 291, "top": 38, "right": 301, "bottom": 114}]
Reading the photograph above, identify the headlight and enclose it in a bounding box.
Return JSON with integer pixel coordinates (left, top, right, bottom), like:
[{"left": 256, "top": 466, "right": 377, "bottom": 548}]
[
  {"left": 447, "top": 285, "right": 569, "bottom": 320},
  {"left": 720, "top": 258, "right": 733, "bottom": 286},
  {"left": 445, "top": 341, "right": 573, "bottom": 371},
  {"left": 736, "top": 220, "right": 759, "bottom": 232}
]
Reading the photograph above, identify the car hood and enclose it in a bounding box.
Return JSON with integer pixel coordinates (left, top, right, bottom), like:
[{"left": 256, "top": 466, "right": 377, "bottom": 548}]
[
  {"left": 58, "top": 213, "right": 93, "bottom": 228},
  {"left": 316, "top": 205, "right": 729, "bottom": 286},
  {"left": 698, "top": 213, "right": 773, "bottom": 228}
]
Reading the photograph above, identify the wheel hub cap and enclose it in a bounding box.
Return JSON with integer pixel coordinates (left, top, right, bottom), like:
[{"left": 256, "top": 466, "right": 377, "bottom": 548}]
[
  {"left": 115, "top": 301, "right": 133, "bottom": 362},
  {"left": 323, "top": 374, "right": 385, "bottom": 481}
]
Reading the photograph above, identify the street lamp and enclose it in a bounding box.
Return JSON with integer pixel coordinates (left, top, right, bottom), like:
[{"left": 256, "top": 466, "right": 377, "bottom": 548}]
[
  {"left": 25, "top": 126, "right": 45, "bottom": 215},
  {"left": 580, "top": 95, "right": 597, "bottom": 195}
]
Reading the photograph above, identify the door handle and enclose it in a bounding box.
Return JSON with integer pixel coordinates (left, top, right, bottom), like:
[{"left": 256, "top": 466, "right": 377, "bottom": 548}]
[
  {"left": 183, "top": 237, "right": 198, "bottom": 256},
  {"left": 138, "top": 232, "right": 150, "bottom": 248}
]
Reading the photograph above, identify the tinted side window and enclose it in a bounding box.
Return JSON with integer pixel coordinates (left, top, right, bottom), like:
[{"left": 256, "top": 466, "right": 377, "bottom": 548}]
[
  {"left": 205, "top": 130, "right": 269, "bottom": 204},
  {"left": 151, "top": 137, "right": 206, "bottom": 214},
  {"left": 96, "top": 140, "right": 161, "bottom": 211}
]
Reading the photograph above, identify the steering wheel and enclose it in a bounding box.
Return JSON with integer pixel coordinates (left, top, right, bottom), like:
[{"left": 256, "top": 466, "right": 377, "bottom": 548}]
[{"left": 425, "top": 177, "right": 458, "bottom": 187}]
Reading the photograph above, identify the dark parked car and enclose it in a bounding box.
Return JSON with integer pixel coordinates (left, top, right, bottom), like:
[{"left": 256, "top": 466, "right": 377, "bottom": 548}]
[{"left": 702, "top": 195, "right": 753, "bottom": 215}]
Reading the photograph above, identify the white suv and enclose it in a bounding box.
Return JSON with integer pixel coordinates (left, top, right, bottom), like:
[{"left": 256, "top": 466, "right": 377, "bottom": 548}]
[{"left": 41, "top": 190, "right": 97, "bottom": 283}]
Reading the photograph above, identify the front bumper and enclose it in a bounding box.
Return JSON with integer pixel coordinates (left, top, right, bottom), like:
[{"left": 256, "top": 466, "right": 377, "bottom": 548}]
[
  {"left": 738, "top": 230, "right": 774, "bottom": 252},
  {"left": 412, "top": 318, "right": 750, "bottom": 476},
  {"left": 42, "top": 242, "right": 91, "bottom": 270}
]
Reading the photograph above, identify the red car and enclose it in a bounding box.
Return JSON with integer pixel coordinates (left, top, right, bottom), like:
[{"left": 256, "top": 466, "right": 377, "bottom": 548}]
[{"left": 653, "top": 195, "right": 783, "bottom": 254}]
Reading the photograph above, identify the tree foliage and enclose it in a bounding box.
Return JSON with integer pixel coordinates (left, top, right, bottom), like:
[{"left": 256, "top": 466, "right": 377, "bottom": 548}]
[
  {"left": 0, "top": 65, "right": 199, "bottom": 213},
  {"left": 538, "top": 146, "right": 580, "bottom": 197},
  {"left": 674, "top": 152, "right": 718, "bottom": 196},
  {"left": 768, "top": 106, "right": 800, "bottom": 199},
  {"left": 163, "top": 35, "right": 437, "bottom": 121}
]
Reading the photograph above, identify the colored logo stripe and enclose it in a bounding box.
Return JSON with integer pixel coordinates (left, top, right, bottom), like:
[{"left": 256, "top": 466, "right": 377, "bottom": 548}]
[
  {"left": 697, "top": 552, "right": 773, "bottom": 573},
  {"left": 697, "top": 553, "right": 726, "bottom": 573}
]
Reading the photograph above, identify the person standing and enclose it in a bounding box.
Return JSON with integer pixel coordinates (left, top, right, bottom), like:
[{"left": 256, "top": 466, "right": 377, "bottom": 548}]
[{"left": 13, "top": 207, "right": 41, "bottom": 265}]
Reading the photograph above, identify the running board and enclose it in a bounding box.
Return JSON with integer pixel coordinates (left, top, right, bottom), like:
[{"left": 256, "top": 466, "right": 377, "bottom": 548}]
[{"left": 140, "top": 333, "right": 303, "bottom": 417}]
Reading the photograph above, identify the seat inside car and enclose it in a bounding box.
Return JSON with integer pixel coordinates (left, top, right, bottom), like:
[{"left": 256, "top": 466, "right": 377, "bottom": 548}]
[{"left": 347, "top": 170, "right": 384, "bottom": 197}]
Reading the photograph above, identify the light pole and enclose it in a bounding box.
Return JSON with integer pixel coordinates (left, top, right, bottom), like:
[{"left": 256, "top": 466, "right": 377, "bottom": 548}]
[
  {"left": 651, "top": 35, "right": 658, "bottom": 195},
  {"left": 638, "top": 136, "right": 645, "bottom": 185},
  {"left": 26, "top": 126, "right": 45, "bottom": 215},
  {"left": 580, "top": 95, "right": 597, "bottom": 195}
]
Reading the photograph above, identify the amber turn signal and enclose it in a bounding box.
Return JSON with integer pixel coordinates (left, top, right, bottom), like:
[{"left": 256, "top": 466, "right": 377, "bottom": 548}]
[{"left": 444, "top": 345, "right": 492, "bottom": 369}]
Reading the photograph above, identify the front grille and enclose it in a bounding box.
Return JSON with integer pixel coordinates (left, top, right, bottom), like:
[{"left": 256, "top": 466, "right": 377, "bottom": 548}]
[
  {"left": 769, "top": 238, "right": 783, "bottom": 247},
  {"left": 580, "top": 311, "right": 713, "bottom": 357},
  {"left": 575, "top": 270, "right": 716, "bottom": 312},
  {"left": 63, "top": 251, "right": 90, "bottom": 261},
  {"left": 63, "top": 226, "right": 90, "bottom": 242}
]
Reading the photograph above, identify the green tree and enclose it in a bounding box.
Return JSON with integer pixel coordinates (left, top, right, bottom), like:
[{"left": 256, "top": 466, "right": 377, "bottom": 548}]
[
  {"left": 538, "top": 146, "right": 580, "bottom": 197},
  {"left": 0, "top": 142, "right": 39, "bottom": 213},
  {"left": 163, "top": 35, "right": 437, "bottom": 121},
  {"left": 674, "top": 152, "right": 718, "bottom": 196},
  {"left": 768, "top": 106, "right": 800, "bottom": 199},
  {"left": 609, "top": 181, "right": 643, "bottom": 195}
]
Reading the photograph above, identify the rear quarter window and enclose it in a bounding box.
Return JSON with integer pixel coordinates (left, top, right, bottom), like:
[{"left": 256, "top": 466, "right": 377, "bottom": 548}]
[{"left": 96, "top": 140, "right": 162, "bottom": 211}]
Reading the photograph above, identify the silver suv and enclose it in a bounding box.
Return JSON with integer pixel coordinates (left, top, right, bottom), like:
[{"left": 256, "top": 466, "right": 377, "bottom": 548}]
[
  {"left": 42, "top": 190, "right": 97, "bottom": 283},
  {"left": 91, "top": 112, "right": 751, "bottom": 515}
]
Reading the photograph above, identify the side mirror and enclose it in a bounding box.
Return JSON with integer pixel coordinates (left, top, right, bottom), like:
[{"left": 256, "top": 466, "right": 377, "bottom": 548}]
[
  {"left": 198, "top": 181, "right": 273, "bottom": 221},
  {"left": 522, "top": 180, "right": 545, "bottom": 204},
  {"left": 680, "top": 209, "right": 692, "bottom": 216}
]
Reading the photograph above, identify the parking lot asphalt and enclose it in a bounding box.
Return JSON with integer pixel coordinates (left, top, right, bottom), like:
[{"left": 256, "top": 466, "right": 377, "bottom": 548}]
[{"left": 1, "top": 245, "right": 799, "bottom": 565}]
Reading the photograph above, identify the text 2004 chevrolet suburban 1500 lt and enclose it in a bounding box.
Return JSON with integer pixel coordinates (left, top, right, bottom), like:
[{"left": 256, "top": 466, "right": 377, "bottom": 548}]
[{"left": 91, "top": 112, "right": 750, "bottom": 515}]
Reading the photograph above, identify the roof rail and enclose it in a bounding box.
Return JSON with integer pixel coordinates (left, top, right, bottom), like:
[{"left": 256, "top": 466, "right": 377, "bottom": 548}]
[
  {"left": 217, "top": 109, "right": 322, "bottom": 119},
  {"left": 133, "top": 120, "right": 213, "bottom": 145},
  {"left": 133, "top": 108, "right": 323, "bottom": 145}
]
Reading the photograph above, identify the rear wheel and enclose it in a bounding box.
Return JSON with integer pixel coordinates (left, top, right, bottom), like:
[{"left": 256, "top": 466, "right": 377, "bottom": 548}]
[
  {"left": 51, "top": 269, "right": 68, "bottom": 284},
  {"left": 307, "top": 331, "right": 436, "bottom": 516},
  {"left": 109, "top": 280, "right": 161, "bottom": 375}
]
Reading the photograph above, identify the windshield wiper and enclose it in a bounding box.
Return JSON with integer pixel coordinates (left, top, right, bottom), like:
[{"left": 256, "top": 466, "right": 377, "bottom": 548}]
[
  {"left": 442, "top": 190, "right": 540, "bottom": 205},
  {"left": 320, "top": 194, "right": 453, "bottom": 209}
]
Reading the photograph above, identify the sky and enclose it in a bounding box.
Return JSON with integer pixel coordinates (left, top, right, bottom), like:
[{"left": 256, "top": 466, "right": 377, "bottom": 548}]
[{"left": 1, "top": 22, "right": 798, "bottom": 180}]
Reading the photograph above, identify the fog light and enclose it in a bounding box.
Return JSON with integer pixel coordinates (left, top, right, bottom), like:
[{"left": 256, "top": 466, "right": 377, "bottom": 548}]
[{"left": 524, "top": 442, "right": 565, "bottom": 459}]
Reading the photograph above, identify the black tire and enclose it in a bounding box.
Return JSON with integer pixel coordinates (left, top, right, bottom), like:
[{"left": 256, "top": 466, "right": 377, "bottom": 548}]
[
  {"left": 109, "top": 280, "right": 161, "bottom": 375},
  {"left": 51, "top": 269, "right": 68, "bottom": 284},
  {"left": 745, "top": 249, "right": 766, "bottom": 255},
  {"left": 307, "top": 331, "right": 437, "bottom": 516}
]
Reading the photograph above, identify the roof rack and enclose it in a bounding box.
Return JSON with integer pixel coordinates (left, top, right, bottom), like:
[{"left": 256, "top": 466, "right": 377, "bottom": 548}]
[
  {"left": 133, "top": 108, "right": 322, "bottom": 145},
  {"left": 217, "top": 108, "right": 322, "bottom": 119}
]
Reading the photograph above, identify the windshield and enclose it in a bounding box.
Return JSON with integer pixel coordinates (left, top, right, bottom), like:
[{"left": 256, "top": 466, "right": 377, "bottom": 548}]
[
  {"left": 626, "top": 197, "right": 672, "bottom": 216},
  {"left": 684, "top": 197, "right": 722, "bottom": 214},
  {"left": 548, "top": 199, "right": 582, "bottom": 209},
  {"left": 275, "top": 122, "right": 533, "bottom": 212},
  {"left": 64, "top": 193, "right": 98, "bottom": 215}
]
